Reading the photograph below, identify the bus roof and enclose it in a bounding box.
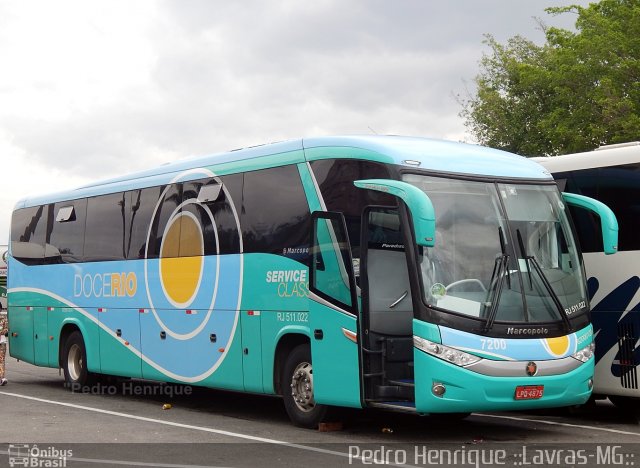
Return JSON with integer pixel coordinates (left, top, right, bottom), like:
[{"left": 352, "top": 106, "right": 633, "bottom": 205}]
[
  {"left": 533, "top": 142, "right": 640, "bottom": 173},
  {"left": 16, "top": 135, "right": 551, "bottom": 209}
]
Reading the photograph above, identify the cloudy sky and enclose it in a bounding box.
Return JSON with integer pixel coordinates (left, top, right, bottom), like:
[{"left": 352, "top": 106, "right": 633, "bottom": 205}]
[{"left": 0, "top": 0, "right": 591, "bottom": 244}]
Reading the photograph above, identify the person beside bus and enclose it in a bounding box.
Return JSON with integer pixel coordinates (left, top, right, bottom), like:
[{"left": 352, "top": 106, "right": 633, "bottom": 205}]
[{"left": 0, "top": 306, "right": 7, "bottom": 385}]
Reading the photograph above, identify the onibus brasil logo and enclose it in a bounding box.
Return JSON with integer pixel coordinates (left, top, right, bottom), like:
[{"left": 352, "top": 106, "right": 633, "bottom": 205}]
[{"left": 8, "top": 444, "right": 72, "bottom": 467}]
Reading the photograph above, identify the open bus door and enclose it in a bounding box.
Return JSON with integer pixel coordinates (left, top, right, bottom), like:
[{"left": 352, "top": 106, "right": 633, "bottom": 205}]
[
  {"left": 308, "top": 212, "right": 362, "bottom": 410},
  {"left": 302, "top": 181, "right": 436, "bottom": 426},
  {"left": 358, "top": 206, "right": 418, "bottom": 408},
  {"left": 355, "top": 180, "right": 437, "bottom": 410}
]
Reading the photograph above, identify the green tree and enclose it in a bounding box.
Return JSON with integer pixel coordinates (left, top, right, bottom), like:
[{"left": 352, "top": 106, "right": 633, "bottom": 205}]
[{"left": 460, "top": 0, "right": 640, "bottom": 156}]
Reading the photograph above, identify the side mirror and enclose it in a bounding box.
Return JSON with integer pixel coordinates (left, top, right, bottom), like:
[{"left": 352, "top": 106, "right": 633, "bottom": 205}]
[
  {"left": 562, "top": 192, "right": 618, "bottom": 255},
  {"left": 354, "top": 179, "right": 436, "bottom": 247}
]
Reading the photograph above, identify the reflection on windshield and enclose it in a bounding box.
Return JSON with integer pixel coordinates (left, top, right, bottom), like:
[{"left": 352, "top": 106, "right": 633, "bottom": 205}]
[{"left": 403, "top": 175, "right": 587, "bottom": 325}]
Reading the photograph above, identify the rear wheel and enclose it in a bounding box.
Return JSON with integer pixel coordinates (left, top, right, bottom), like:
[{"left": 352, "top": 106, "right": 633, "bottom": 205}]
[
  {"left": 62, "top": 331, "right": 95, "bottom": 390},
  {"left": 282, "top": 344, "right": 328, "bottom": 428}
]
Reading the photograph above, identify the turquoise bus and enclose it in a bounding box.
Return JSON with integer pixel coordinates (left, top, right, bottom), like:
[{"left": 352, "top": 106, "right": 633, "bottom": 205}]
[{"left": 7, "top": 136, "right": 617, "bottom": 427}]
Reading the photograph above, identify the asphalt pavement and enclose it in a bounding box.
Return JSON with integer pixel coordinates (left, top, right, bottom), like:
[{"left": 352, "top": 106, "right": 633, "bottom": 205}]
[{"left": 1, "top": 357, "right": 639, "bottom": 467}]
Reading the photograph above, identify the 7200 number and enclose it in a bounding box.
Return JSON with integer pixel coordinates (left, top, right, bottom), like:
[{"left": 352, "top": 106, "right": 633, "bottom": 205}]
[{"left": 480, "top": 338, "right": 507, "bottom": 351}]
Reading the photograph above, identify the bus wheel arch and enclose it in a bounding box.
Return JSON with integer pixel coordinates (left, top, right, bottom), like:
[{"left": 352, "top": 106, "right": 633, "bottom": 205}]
[
  {"left": 61, "top": 329, "right": 96, "bottom": 390},
  {"left": 281, "top": 343, "right": 329, "bottom": 428},
  {"left": 59, "top": 324, "right": 82, "bottom": 368},
  {"left": 273, "top": 333, "right": 309, "bottom": 395}
]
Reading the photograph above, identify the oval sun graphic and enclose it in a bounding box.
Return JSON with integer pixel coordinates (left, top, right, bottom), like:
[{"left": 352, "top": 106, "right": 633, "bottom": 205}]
[
  {"left": 159, "top": 212, "right": 204, "bottom": 307},
  {"left": 544, "top": 335, "right": 571, "bottom": 357}
]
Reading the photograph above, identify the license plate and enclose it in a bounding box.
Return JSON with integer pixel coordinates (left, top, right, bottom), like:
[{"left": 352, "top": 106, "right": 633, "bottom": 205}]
[{"left": 514, "top": 385, "right": 544, "bottom": 400}]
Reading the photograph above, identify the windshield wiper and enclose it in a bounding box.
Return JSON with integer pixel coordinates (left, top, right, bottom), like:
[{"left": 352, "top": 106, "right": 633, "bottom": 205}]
[
  {"left": 516, "top": 229, "right": 533, "bottom": 289},
  {"left": 498, "top": 226, "right": 511, "bottom": 289},
  {"left": 483, "top": 227, "right": 512, "bottom": 333},
  {"left": 527, "top": 255, "right": 572, "bottom": 332},
  {"left": 483, "top": 253, "right": 509, "bottom": 333},
  {"left": 515, "top": 229, "right": 571, "bottom": 332}
]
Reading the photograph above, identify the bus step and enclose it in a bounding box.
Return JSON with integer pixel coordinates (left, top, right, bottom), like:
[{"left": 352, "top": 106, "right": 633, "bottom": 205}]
[
  {"left": 368, "top": 401, "right": 417, "bottom": 413},
  {"left": 387, "top": 379, "right": 415, "bottom": 388},
  {"left": 375, "top": 384, "right": 414, "bottom": 400}
]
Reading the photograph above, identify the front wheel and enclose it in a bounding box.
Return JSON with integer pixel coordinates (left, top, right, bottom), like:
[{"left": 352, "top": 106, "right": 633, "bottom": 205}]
[
  {"left": 62, "top": 331, "right": 95, "bottom": 391},
  {"left": 282, "top": 344, "right": 328, "bottom": 428}
]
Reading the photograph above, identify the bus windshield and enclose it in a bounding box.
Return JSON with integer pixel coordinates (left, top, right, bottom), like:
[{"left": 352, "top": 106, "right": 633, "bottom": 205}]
[{"left": 403, "top": 174, "right": 588, "bottom": 325}]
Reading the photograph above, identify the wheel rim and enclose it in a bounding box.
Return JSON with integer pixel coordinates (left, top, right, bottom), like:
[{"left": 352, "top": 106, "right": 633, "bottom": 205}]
[
  {"left": 67, "top": 344, "right": 83, "bottom": 382},
  {"left": 290, "top": 361, "right": 315, "bottom": 412}
]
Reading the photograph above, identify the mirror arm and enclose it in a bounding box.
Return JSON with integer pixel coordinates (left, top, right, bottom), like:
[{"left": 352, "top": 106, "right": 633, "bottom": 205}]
[
  {"left": 354, "top": 179, "right": 436, "bottom": 247},
  {"left": 561, "top": 192, "right": 619, "bottom": 255}
]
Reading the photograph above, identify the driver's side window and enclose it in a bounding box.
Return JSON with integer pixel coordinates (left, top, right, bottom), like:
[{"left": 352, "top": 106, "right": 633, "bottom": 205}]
[{"left": 309, "top": 159, "right": 396, "bottom": 266}]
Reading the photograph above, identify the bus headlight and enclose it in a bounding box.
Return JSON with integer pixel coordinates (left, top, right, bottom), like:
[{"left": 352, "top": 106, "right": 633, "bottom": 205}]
[
  {"left": 571, "top": 342, "right": 595, "bottom": 363},
  {"left": 413, "top": 336, "right": 481, "bottom": 367}
]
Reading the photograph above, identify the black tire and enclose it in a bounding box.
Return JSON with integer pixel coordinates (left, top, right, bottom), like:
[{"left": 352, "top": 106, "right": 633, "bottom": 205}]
[
  {"left": 609, "top": 395, "right": 640, "bottom": 415},
  {"left": 282, "top": 344, "right": 328, "bottom": 428},
  {"left": 429, "top": 412, "right": 471, "bottom": 422},
  {"left": 62, "top": 331, "right": 95, "bottom": 391},
  {"left": 564, "top": 395, "right": 597, "bottom": 415}
]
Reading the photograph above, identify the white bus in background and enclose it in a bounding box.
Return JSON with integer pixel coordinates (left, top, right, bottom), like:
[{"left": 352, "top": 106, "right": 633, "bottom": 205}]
[
  {"left": 535, "top": 142, "right": 640, "bottom": 412},
  {"left": 0, "top": 245, "right": 7, "bottom": 309}
]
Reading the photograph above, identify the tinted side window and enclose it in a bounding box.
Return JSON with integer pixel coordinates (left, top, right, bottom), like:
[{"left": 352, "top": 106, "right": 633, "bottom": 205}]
[
  {"left": 11, "top": 206, "right": 49, "bottom": 265},
  {"left": 215, "top": 174, "right": 243, "bottom": 255},
  {"left": 182, "top": 175, "right": 243, "bottom": 256},
  {"left": 242, "top": 165, "right": 311, "bottom": 263},
  {"left": 146, "top": 184, "right": 182, "bottom": 259},
  {"left": 47, "top": 199, "right": 87, "bottom": 264},
  {"left": 128, "top": 186, "right": 164, "bottom": 259},
  {"left": 84, "top": 193, "right": 128, "bottom": 261},
  {"left": 559, "top": 163, "right": 640, "bottom": 252},
  {"left": 310, "top": 159, "right": 396, "bottom": 257},
  {"left": 557, "top": 169, "right": 603, "bottom": 253},
  {"left": 595, "top": 164, "right": 640, "bottom": 251},
  {"left": 181, "top": 179, "right": 214, "bottom": 257}
]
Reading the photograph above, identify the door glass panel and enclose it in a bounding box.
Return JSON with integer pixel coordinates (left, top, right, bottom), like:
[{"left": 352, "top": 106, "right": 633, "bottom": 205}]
[{"left": 311, "top": 214, "right": 355, "bottom": 311}]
